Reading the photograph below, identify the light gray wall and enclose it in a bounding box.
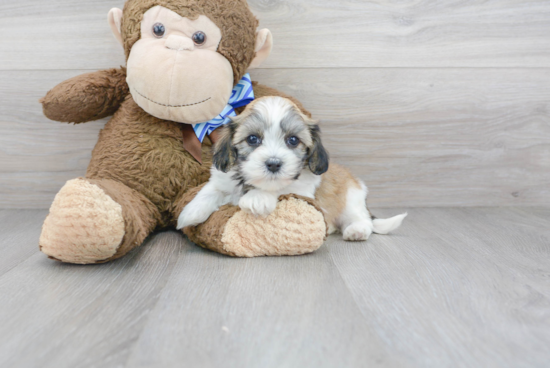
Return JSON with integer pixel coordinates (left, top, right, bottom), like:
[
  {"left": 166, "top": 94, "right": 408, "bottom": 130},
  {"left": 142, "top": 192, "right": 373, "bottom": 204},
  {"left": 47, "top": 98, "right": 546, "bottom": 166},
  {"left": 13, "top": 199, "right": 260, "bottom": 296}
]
[{"left": 1, "top": 0, "right": 549, "bottom": 209}]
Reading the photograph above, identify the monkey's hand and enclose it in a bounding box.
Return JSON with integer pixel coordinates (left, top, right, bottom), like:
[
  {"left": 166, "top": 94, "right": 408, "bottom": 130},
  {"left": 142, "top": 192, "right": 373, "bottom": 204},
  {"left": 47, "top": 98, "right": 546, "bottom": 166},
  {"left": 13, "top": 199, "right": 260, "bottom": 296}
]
[{"left": 41, "top": 68, "right": 129, "bottom": 124}]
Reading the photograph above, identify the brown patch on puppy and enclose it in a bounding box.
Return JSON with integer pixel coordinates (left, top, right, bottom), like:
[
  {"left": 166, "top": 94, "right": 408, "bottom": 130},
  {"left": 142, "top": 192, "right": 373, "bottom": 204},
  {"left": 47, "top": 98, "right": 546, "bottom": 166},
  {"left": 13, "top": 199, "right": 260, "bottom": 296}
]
[{"left": 315, "top": 164, "right": 362, "bottom": 229}]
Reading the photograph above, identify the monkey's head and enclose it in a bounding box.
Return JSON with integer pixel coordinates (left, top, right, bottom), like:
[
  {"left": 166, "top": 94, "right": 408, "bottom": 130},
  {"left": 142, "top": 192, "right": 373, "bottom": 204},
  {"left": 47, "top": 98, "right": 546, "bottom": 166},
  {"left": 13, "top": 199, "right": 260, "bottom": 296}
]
[{"left": 108, "top": 0, "right": 272, "bottom": 125}]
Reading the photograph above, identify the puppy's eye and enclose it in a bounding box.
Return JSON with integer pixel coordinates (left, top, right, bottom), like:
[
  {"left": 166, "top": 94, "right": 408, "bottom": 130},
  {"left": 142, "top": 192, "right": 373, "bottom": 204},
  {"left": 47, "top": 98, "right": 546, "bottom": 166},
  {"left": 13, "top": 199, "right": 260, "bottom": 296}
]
[
  {"left": 192, "top": 31, "right": 207, "bottom": 45},
  {"left": 247, "top": 135, "right": 261, "bottom": 146},
  {"left": 153, "top": 23, "right": 166, "bottom": 38},
  {"left": 286, "top": 136, "right": 300, "bottom": 148}
]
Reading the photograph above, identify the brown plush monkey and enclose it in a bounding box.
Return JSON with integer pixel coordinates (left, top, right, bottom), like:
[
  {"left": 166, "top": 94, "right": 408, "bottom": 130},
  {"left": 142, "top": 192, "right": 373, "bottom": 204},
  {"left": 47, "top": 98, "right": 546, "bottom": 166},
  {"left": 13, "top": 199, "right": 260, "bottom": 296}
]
[{"left": 39, "top": 0, "right": 327, "bottom": 264}]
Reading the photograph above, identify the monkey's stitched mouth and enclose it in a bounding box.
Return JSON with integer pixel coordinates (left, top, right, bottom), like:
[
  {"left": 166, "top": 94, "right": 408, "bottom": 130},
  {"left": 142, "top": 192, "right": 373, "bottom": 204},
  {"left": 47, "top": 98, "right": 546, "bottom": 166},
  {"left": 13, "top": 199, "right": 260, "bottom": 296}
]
[{"left": 132, "top": 88, "right": 211, "bottom": 108}]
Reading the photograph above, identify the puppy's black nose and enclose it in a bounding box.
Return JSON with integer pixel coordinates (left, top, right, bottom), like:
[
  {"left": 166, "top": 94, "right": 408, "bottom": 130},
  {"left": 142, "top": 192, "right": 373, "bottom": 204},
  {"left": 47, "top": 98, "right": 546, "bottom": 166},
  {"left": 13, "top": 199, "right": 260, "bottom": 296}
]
[{"left": 266, "top": 158, "right": 282, "bottom": 173}]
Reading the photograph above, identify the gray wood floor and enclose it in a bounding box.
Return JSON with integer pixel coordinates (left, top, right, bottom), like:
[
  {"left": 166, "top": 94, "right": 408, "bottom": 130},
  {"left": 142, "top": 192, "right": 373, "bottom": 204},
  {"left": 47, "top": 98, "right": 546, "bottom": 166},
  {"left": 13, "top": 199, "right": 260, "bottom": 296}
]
[{"left": 0, "top": 208, "right": 549, "bottom": 368}]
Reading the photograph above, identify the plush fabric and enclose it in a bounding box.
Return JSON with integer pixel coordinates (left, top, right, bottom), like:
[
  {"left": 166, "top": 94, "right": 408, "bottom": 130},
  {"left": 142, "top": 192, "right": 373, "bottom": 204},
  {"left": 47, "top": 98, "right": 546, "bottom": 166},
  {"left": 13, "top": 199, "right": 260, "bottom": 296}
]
[
  {"left": 108, "top": 8, "right": 124, "bottom": 45},
  {"left": 40, "top": 76, "right": 326, "bottom": 263},
  {"left": 41, "top": 68, "right": 129, "bottom": 124},
  {"left": 249, "top": 29, "right": 272, "bottom": 69},
  {"left": 121, "top": 0, "right": 258, "bottom": 84},
  {"left": 39, "top": 0, "right": 327, "bottom": 264},
  {"left": 127, "top": 7, "right": 235, "bottom": 124},
  {"left": 86, "top": 96, "right": 212, "bottom": 220},
  {"left": 179, "top": 193, "right": 326, "bottom": 257},
  {"left": 40, "top": 178, "right": 126, "bottom": 264},
  {"left": 221, "top": 195, "right": 327, "bottom": 257}
]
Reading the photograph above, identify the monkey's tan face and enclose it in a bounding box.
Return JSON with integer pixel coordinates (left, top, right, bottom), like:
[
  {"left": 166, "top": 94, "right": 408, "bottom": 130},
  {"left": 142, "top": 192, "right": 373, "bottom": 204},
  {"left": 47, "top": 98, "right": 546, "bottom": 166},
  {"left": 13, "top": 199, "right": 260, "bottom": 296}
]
[{"left": 126, "top": 6, "right": 234, "bottom": 124}]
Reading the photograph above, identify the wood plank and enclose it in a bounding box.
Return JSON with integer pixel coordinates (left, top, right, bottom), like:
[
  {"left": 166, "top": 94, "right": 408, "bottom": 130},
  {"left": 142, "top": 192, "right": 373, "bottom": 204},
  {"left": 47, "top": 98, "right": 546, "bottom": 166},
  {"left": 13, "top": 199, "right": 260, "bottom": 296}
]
[
  {"left": 124, "top": 240, "right": 403, "bottom": 368},
  {"left": 328, "top": 208, "right": 550, "bottom": 367},
  {"left": 0, "top": 230, "right": 181, "bottom": 368},
  {"left": 253, "top": 0, "right": 550, "bottom": 68},
  {"left": 514, "top": 207, "right": 550, "bottom": 225},
  {"left": 0, "top": 0, "right": 126, "bottom": 71},
  {"left": 1, "top": 0, "right": 549, "bottom": 70},
  {"left": 0, "top": 70, "right": 107, "bottom": 208},
  {"left": 0, "top": 208, "right": 548, "bottom": 367},
  {"left": 2, "top": 68, "right": 549, "bottom": 208},
  {"left": 0, "top": 209, "right": 46, "bottom": 276},
  {"left": 446, "top": 207, "right": 550, "bottom": 295}
]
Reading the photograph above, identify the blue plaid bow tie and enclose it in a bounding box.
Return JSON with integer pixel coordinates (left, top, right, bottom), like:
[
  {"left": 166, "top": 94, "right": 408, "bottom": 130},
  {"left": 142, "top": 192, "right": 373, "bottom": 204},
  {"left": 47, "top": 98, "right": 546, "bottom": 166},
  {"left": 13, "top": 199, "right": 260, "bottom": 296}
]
[{"left": 193, "top": 73, "right": 255, "bottom": 142}]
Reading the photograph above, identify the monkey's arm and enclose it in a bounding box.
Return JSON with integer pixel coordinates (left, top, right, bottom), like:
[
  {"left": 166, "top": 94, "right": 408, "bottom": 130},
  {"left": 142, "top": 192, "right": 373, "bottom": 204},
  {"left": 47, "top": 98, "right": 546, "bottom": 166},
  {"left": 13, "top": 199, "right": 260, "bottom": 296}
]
[{"left": 41, "top": 68, "right": 129, "bottom": 124}]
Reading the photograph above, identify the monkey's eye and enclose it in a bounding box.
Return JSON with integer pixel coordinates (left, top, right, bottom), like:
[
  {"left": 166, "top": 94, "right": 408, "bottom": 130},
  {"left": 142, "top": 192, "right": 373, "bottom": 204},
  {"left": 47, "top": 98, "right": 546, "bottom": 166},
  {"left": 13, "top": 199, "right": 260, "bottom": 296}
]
[
  {"left": 286, "top": 136, "right": 300, "bottom": 148},
  {"left": 247, "top": 135, "right": 261, "bottom": 146},
  {"left": 192, "top": 31, "right": 207, "bottom": 45},
  {"left": 152, "top": 23, "right": 165, "bottom": 38}
]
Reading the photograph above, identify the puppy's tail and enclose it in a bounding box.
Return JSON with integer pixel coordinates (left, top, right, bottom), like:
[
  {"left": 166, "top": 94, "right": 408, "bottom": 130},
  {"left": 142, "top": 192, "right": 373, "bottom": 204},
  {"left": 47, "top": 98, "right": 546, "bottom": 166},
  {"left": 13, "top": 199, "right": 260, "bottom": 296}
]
[{"left": 372, "top": 213, "right": 408, "bottom": 235}]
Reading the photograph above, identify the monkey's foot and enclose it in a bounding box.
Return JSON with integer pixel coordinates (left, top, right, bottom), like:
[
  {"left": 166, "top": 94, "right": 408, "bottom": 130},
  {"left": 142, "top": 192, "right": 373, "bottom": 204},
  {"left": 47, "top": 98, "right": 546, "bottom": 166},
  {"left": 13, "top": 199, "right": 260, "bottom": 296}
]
[
  {"left": 184, "top": 194, "right": 327, "bottom": 257},
  {"left": 39, "top": 178, "right": 125, "bottom": 264}
]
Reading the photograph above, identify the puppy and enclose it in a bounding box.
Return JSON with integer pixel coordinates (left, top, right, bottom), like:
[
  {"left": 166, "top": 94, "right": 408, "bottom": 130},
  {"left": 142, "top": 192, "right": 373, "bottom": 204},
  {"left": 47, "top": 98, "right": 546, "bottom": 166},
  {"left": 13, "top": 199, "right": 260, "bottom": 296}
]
[{"left": 177, "top": 96, "right": 406, "bottom": 241}]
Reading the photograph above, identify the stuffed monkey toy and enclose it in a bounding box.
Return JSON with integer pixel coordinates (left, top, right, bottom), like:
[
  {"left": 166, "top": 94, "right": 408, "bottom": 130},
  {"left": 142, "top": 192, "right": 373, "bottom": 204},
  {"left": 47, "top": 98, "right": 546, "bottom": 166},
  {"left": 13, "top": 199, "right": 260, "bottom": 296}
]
[{"left": 39, "top": 0, "right": 327, "bottom": 264}]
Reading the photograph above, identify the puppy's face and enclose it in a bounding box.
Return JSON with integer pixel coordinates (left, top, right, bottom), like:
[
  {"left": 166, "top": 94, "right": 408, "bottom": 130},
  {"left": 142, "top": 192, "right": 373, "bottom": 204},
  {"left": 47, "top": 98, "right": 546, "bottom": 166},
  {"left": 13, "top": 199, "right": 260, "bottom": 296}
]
[{"left": 213, "top": 96, "right": 329, "bottom": 192}]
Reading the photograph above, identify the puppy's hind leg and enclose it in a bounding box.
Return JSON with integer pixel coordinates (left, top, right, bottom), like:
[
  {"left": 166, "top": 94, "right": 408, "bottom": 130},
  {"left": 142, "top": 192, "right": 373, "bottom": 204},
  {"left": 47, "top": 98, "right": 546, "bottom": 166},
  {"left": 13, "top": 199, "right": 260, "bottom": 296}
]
[{"left": 340, "top": 183, "right": 374, "bottom": 242}]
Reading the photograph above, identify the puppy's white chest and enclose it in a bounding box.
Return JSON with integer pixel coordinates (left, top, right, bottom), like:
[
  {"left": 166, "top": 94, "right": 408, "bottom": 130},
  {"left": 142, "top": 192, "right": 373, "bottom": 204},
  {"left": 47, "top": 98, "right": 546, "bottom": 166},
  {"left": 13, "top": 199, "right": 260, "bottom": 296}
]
[{"left": 278, "top": 170, "right": 321, "bottom": 199}]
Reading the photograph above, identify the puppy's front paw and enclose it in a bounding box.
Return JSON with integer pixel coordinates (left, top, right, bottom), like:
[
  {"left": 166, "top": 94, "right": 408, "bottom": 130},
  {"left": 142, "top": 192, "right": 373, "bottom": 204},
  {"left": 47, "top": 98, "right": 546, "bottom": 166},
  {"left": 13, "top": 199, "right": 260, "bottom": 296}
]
[
  {"left": 239, "top": 190, "right": 278, "bottom": 217},
  {"left": 177, "top": 202, "right": 213, "bottom": 229},
  {"left": 343, "top": 221, "right": 373, "bottom": 241}
]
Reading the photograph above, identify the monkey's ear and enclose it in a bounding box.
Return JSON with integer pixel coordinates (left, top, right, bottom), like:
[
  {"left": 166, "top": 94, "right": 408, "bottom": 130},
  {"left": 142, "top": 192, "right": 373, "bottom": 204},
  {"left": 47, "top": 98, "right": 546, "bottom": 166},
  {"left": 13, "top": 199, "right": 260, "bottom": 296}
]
[
  {"left": 213, "top": 123, "right": 238, "bottom": 173},
  {"left": 249, "top": 29, "right": 273, "bottom": 69},
  {"left": 307, "top": 125, "right": 330, "bottom": 176},
  {"left": 108, "top": 8, "right": 124, "bottom": 46}
]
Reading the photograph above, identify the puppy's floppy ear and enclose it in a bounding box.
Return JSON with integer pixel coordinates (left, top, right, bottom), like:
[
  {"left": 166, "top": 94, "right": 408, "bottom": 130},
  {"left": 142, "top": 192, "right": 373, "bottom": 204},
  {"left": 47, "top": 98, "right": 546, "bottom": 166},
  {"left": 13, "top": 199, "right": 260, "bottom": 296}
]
[
  {"left": 307, "top": 124, "right": 330, "bottom": 175},
  {"left": 213, "top": 121, "right": 238, "bottom": 173}
]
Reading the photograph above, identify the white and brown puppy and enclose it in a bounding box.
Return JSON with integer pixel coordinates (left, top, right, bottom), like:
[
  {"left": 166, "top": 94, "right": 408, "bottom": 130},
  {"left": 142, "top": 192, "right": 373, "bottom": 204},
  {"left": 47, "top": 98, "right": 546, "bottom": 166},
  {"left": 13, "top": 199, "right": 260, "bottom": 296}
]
[{"left": 177, "top": 96, "right": 406, "bottom": 241}]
